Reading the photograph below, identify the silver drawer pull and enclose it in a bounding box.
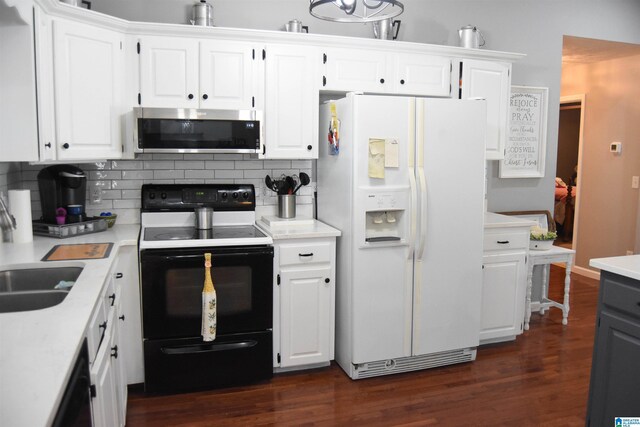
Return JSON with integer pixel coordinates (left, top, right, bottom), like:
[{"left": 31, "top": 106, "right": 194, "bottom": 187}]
[
  {"left": 299, "top": 253, "right": 314, "bottom": 257},
  {"left": 497, "top": 240, "right": 510, "bottom": 244}
]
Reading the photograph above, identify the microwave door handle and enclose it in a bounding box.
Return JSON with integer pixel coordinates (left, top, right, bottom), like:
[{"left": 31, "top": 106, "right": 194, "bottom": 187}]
[{"left": 161, "top": 340, "right": 258, "bottom": 355}]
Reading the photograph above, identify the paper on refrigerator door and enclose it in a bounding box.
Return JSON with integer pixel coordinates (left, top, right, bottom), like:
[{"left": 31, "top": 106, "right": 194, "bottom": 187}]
[
  {"left": 384, "top": 138, "right": 399, "bottom": 168},
  {"left": 368, "top": 138, "right": 385, "bottom": 178}
]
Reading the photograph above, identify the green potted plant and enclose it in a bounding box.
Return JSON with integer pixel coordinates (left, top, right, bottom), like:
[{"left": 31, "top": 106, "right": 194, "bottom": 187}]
[{"left": 530, "top": 225, "right": 557, "bottom": 250}]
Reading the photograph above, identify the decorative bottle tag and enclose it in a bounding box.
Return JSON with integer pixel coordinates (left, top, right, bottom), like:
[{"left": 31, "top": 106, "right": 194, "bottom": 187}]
[{"left": 201, "top": 253, "right": 217, "bottom": 341}]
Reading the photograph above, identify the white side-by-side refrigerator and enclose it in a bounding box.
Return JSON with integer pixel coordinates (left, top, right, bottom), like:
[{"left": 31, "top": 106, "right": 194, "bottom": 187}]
[{"left": 317, "top": 93, "right": 486, "bottom": 379}]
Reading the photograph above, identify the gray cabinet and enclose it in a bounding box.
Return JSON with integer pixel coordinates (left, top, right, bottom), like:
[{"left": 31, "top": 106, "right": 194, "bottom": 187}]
[{"left": 586, "top": 271, "right": 640, "bottom": 425}]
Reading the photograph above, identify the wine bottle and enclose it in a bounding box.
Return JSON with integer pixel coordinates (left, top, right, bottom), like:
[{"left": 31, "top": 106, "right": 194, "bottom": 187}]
[{"left": 201, "top": 252, "right": 217, "bottom": 341}]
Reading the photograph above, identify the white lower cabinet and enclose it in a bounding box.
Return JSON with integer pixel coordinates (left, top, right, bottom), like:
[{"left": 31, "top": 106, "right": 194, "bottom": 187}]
[
  {"left": 90, "top": 318, "right": 119, "bottom": 427},
  {"left": 89, "top": 300, "right": 121, "bottom": 427},
  {"left": 480, "top": 227, "right": 529, "bottom": 344},
  {"left": 116, "top": 245, "right": 144, "bottom": 385},
  {"left": 273, "top": 237, "right": 336, "bottom": 370},
  {"left": 87, "top": 245, "right": 140, "bottom": 427}
]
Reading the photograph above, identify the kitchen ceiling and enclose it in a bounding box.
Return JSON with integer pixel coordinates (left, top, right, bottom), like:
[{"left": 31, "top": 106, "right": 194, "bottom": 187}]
[{"left": 563, "top": 35, "right": 640, "bottom": 64}]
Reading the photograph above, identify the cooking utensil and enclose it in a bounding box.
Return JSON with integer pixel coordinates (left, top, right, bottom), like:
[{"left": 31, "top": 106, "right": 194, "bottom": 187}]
[
  {"left": 292, "top": 172, "right": 310, "bottom": 194},
  {"left": 265, "top": 175, "right": 278, "bottom": 193},
  {"left": 285, "top": 176, "right": 295, "bottom": 194}
]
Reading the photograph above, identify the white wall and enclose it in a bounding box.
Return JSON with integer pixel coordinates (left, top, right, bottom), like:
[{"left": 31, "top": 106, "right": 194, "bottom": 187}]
[
  {"left": 90, "top": 0, "right": 640, "bottom": 215},
  {"left": 561, "top": 55, "right": 640, "bottom": 268}
]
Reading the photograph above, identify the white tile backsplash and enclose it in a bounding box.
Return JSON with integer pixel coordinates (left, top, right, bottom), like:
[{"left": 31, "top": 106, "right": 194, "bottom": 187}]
[{"left": 1, "top": 154, "right": 315, "bottom": 225}]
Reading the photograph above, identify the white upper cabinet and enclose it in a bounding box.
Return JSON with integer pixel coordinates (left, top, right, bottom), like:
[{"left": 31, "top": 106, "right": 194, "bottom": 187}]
[
  {"left": 3, "top": 2, "right": 521, "bottom": 162},
  {"left": 36, "top": 17, "right": 125, "bottom": 161},
  {"left": 0, "top": 1, "right": 39, "bottom": 162},
  {"left": 138, "top": 36, "right": 257, "bottom": 110},
  {"left": 199, "top": 41, "right": 257, "bottom": 110},
  {"left": 322, "top": 48, "right": 388, "bottom": 93},
  {"left": 138, "top": 37, "right": 199, "bottom": 108},
  {"left": 393, "top": 53, "right": 451, "bottom": 96},
  {"left": 263, "top": 43, "right": 318, "bottom": 159},
  {"left": 322, "top": 47, "right": 452, "bottom": 97},
  {"left": 461, "top": 59, "right": 511, "bottom": 160}
]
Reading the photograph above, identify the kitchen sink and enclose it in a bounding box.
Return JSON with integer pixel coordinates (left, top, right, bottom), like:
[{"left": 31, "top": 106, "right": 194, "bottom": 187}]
[
  {"left": 0, "top": 291, "right": 70, "bottom": 313},
  {"left": 0, "top": 266, "right": 83, "bottom": 313},
  {"left": 0, "top": 266, "right": 83, "bottom": 292}
]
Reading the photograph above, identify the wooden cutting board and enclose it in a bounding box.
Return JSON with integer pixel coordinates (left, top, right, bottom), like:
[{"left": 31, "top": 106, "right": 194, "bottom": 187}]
[{"left": 42, "top": 243, "right": 114, "bottom": 261}]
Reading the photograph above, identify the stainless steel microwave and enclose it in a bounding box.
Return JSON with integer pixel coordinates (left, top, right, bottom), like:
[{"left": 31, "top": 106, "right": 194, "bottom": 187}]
[{"left": 133, "top": 107, "right": 263, "bottom": 154}]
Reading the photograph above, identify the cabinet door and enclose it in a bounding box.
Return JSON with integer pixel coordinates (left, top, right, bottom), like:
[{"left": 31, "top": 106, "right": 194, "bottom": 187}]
[
  {"left": 53, "top": 19, "right": 124, "bottom": 160},
  {"left": 322, "top": 48, "right": 388, "bottom": 93},
  {"left": 588, "top": 311, "right": 640, "bottom": 425},
  {"left": 34, "top": 9, "right": 57, "bottom": 162},
  {"left": 199, "top": 41, "right": 256, "bottom": 110},
  {"left": 112, "top": 308, "right": 127, "bottom": 427},
  {"left": 393, "top": 54, "right": 451, "bottom": 97},
  {"left": 480, "top": 251, "right": 526, "bottom": 343},
  {"left": 116, "top": 246, "right": 144, "bottom": 385},
  {"left": 90, "top": 323, "right": 118, "bottom": 427},
  {"left": 280, "top": 266, "right": 332, "bottom": 367},
  {"left": 138, "top": 36, "right": 198, "bottom": 108},
  {"left": 461, "top": 59, "right": 511, "bottom": 160},
  {"left": 263, "top": 44, "right": 318, "bottom": 159}
]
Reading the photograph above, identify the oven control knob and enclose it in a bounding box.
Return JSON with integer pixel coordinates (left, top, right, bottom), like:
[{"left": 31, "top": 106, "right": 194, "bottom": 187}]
[
  {"left": 149, "top": 193, "right": 156, "bottom": 199},
  {"left": 242, "top": 192, "right": 249, "bottom": 199},
  {"left": 161, "top": 192, "right": 167, "bottom": 199},
  {"left": 221, "top": 192, "right": 228, "bottom": 199},
  {"left": 232, "top": 192, "right": 239, "bottom": 199}
]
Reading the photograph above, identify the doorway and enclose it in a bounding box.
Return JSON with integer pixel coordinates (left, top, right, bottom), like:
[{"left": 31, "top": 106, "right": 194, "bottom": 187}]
[
  {"left": 554, "top": 95, "right": 584, "bottom": 250},
  {"left": 559, "top": 35, "right": 640, "bottom": 278}
]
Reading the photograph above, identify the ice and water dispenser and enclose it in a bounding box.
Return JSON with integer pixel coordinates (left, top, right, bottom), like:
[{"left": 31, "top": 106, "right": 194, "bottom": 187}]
[{"left": 360, "top": 190, "right": 408, "bottom": 246}]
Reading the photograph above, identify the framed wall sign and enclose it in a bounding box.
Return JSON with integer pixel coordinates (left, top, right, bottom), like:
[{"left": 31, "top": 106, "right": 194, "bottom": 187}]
[{"left": 500, "top": 85, "right": 548, "bottom": 178}]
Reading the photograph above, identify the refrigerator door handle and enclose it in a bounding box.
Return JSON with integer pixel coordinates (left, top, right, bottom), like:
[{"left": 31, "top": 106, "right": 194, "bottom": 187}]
[
  {"left": 416, "top": 166, "right": 427, "bottom": 260},
  {"left": 408, "top": 167, "right": 418, "bottom": 260}
]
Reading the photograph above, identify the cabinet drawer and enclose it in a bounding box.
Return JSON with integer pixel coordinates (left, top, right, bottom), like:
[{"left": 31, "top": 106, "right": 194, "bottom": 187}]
[
  {"left": 87, "top": 299, "right": 107, "bottom": 363},
  {"left": 103, "top": 276, "right": 117, "bottom": 314},
  {"left": 279, "top": 241, "right": 332, "bottom": 266},
  {"left": 602, "top": 276, "right": 640, "bottom": 319},
  {"left": 483, "top": 231, "right": 528, "bottom": 251}
]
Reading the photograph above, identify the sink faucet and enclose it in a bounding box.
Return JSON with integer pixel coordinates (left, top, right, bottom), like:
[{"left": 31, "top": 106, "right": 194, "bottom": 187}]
[{"left": 0, "top": 193, "right": 17, "bottom": 243}]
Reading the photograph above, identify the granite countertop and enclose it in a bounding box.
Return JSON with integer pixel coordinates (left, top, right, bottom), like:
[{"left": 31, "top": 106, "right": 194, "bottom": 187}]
[
  {"left": 590, "top": 254, "right": 640, "bottom": 281},
  {"left": 0, "top": 224, "right": 140, "bottom": 427},
  {"left": 484, "top": 212, "right": 537, "bottom": 229},
  {"left": 256, "top": 216, "right": 341, "bottom": 240}
]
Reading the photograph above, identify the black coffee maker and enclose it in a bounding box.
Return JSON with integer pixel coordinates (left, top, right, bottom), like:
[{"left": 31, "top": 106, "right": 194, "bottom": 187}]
[{"left": 38, "top": 165, "right": 87, "bottom": 224}]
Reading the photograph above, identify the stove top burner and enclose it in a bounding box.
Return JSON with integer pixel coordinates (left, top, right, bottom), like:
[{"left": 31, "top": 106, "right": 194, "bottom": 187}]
[{"left": 144, "top": 225, "right": 266, "bottom": 242}]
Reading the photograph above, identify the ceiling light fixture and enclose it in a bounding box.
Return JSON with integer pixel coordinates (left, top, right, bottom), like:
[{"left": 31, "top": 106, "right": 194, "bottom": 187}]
[{"left": 309, "top": 0, "right": 404, "bottom": 23}]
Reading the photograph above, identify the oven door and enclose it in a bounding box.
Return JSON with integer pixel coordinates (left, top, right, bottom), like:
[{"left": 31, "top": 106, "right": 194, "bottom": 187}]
[{"left": 140, "top": 245, "right": 273, "bottom": 340}]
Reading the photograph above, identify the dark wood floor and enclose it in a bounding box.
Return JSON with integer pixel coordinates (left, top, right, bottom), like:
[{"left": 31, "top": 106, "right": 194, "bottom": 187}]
[{"left": 127, "top": 266, "right": 599, "bottom": 426}]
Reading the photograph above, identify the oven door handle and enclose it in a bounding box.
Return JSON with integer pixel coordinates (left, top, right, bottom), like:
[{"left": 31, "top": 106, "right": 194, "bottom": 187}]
[{"left": 161, "top": 340, "right": 258, "bottom": 355}]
